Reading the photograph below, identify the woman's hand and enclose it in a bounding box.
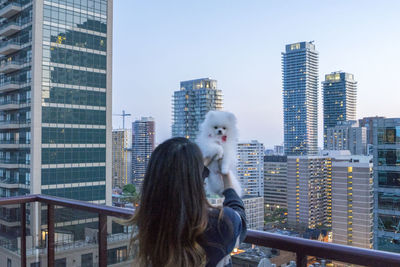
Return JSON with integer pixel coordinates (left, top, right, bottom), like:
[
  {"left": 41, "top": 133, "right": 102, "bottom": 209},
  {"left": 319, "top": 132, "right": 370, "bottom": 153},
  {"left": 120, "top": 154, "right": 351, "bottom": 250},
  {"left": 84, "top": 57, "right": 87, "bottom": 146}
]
[{"left": 220, "top": 171, "right": 234, "bottom": 190}]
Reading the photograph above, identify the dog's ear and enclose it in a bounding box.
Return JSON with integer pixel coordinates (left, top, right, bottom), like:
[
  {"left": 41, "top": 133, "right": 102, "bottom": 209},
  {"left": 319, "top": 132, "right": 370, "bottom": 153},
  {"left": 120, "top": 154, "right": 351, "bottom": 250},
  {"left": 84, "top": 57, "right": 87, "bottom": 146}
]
[
  {"left": 205, "top": 111, "right": 216, "bottom": 120},
  {"left": 226, "top": 112, "right": 237, "bottom": 125}
]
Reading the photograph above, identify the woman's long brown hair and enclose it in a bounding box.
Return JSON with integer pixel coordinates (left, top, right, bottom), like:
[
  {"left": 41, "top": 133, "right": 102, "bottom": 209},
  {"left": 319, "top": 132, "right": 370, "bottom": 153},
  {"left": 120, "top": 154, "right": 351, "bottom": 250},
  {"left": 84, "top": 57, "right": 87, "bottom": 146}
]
[{"left": 126, "top": 137, "right": 210, "bottom": 267}]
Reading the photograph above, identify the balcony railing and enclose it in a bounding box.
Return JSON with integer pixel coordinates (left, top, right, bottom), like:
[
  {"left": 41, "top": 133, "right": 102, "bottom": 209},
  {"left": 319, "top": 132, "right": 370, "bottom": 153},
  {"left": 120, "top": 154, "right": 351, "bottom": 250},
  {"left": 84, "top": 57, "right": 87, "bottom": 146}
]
[
  {"left": 0, "top": 194, "right": 400, "bottom": 267},
  {"left": 0, "top": 58, "right": 30, "bottom": 73},
  {"left": 0, "top": 139, "right": 30, "bottom": 144}
]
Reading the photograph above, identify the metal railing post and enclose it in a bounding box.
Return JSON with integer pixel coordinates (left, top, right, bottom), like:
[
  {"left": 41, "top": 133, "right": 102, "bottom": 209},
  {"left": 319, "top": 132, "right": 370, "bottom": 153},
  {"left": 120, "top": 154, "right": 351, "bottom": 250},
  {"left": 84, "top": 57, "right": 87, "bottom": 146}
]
[
  {"left": 99, "top": 214, "right": 107, "bottom": 267},
  {"left": 47, "top": 204, "right": 55, "bottom": 267},
  {"left": 296, "top": 252, "right": 307, "bottom": 267},
  {"left": 20, "top": 203, "right": 26, "bottom": 267}
]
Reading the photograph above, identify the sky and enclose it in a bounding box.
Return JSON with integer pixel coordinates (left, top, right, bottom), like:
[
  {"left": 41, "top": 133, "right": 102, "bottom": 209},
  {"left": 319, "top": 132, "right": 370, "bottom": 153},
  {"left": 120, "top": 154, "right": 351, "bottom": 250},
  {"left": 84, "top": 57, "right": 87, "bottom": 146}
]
[{"left": 112, "top": 0, "right": 400, "bottom": 148}]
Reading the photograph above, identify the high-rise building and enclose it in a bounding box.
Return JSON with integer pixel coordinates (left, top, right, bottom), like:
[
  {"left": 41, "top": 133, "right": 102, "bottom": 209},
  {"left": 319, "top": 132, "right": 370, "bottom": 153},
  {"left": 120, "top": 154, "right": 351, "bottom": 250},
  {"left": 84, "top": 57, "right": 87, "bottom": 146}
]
[
  {"left": 264, "top": 155, "right": 287, "bottom": 210},
  {"left": 112, "top": 129, "right": 131, "bottom": 189},
  {"left": 274, "top": 145, "right": 284, "bottom": 155},
  {"left": 237, "top": 140, "right": 264, "bottom": 197},
  {"left": 282, "top": 41, "right": 318, "bottom": 156},
  {"left": 132, "top": 117, "right": 155, "bottom": 191},
  {"left": 287, "top": 156, "right": 328, "bottom": 228},
  {"left": 326, "top": 120, "right": 367, "bottom": 155},
  {"left": 331, "top": 155, "right": 373, "bottom": 249},
  {"left": 323, "top": 72, "right": 357, "bottom": 148},
  {"left": 0, "top": 0, "right": 112, "bottom": 239},
  {"left": 208, "top": 195, "right": 264, "bottom": 230},
  {"left": 359, "top": 116, "right": 386, "bottom": 145},
  {"left": 373, "top": 118, "right": 400, "bottom": 252},
  {"left": 172, "top": 78, "right": 222, "bottom": 141},
  {"left": 242, "top": 195, "right": 264, "bottom": 230}
]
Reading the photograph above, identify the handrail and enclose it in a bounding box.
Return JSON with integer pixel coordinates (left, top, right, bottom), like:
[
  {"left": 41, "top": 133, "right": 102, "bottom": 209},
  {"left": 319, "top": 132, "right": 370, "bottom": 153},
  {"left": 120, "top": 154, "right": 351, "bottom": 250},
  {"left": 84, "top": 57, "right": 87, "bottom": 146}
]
[
  {"left": 244, "top": 230, "right": 400, "bottom": 267},
  {"left": 0, "top": 195, "right": 400, "bottom": 267},
  {"left": 37, "top": 194, "right": 133, "bottom": 218}
]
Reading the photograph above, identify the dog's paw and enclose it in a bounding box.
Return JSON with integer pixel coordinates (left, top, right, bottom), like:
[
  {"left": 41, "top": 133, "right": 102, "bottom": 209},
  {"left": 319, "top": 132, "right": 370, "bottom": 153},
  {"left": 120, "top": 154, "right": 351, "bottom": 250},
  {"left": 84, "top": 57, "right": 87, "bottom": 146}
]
[
  {"left": 221, "top": 164, "right": 229, "bottom": 175},
  {"left": 215, "top": 145, "right": 224, "bottom": 159}
]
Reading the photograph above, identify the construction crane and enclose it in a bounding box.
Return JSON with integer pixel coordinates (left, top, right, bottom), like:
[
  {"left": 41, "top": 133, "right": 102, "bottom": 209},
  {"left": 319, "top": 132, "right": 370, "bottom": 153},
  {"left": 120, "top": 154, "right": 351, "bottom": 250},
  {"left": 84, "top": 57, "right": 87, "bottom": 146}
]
[{"left": 113, "top": 110, "right": 131, "bottom": 129}]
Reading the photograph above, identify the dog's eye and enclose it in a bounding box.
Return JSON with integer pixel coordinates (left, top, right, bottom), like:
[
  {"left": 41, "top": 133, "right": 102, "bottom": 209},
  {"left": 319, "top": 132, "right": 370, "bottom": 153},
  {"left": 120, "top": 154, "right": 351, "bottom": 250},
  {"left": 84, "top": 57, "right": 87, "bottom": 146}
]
[
  {"left": 214, "top": 126, "right": 217, "bottom": 129},
  {"left": 223, "top": 127, "right": 226, "bottom": 130}
]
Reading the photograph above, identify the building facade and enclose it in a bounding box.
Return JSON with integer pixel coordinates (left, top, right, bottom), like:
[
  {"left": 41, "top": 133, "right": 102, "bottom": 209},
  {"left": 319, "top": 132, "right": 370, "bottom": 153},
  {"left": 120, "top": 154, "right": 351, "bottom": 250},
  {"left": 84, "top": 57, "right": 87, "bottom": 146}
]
[
  {"left": 237, "top": 140, "right": 264, "bottom": 197},
  {"left": 326, "top": 120, "right": 367, "bottom": 155},
  {"left": 274, "top": 145, "right": 284, "bottom": 155},
  {"left": 373, "top": 118, "right": 400, "bottom": 252},
  {"left": 208, "top": 195, "right": 264, "bottom": 230},
  {"left": 112, "top": 129, "right": 131, "bottom": 189},
  {"left": 172, "top": 78, "right": 222, "bottom": 142},
  {"left": 243, "top": 195, "right": 264, "bottom": 230},
  {"left": 264, "top": 155, "right": 287, "bottom": 210},
  {"left": 287, "top": 156, "right": 328, "bottom": 229},
  {"left": 131, "top": 117, "right": 155, "bottom": 191},
  {"left": 323, "top": 72, "right": 357, "bottom": 148},
  {"left": 282, "top": 41, "right": 318, "bottom": 156},
  {"left": 359, "top": 116, "right": 386, "bottom": 145},
  {"left": 331, "top": 155, "right": 373, "bottom": 249},
  {"left": 0, "top": 0, "right": 112, "bottom": 241}
]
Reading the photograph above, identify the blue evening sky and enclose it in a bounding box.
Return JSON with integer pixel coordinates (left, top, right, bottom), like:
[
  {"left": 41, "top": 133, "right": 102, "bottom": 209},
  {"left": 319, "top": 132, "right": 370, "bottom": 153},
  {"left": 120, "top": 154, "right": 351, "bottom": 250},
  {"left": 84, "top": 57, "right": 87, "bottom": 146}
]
[{"left": 112, "top": 0, "right": 400, "bottom": 148}]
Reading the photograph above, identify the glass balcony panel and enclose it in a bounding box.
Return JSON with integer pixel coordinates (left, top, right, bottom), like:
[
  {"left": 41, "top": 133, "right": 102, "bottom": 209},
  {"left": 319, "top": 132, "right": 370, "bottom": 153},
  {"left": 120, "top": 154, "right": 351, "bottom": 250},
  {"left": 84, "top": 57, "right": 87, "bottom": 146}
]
[
  {"left": 107, "top": 215, "right": 133, "bottom": 266},
  {"left": 0, "top": 40, "right": 22, "bottom": 55}
]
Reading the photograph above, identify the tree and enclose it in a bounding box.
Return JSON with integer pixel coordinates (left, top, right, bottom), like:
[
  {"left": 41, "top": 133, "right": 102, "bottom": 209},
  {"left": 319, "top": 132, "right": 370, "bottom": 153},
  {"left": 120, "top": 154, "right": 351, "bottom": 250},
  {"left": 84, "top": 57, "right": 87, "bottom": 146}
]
[
  {"left": 122, "top": 184, "right": 139, "bottom": 205},
  {"left": 122, "top": 184, "right": 136, "bottom": 195}
]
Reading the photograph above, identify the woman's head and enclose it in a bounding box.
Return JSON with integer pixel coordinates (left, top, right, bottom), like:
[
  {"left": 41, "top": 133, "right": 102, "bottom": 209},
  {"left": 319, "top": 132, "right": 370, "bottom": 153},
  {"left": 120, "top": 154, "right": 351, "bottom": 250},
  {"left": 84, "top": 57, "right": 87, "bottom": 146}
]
[{"left": 129, "top": 137, "right": 209, "bottom": 267}]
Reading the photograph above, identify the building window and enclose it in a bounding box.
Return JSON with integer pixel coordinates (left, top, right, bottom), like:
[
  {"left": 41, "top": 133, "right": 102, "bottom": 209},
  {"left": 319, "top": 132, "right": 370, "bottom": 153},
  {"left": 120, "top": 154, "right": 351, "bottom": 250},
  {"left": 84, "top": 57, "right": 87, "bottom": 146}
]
[
  {"left": 81, "top": 253, "right": 93, "bottom": 267},
  {"left": 55, "top": 258, "right": 66, "bottom": 267}
]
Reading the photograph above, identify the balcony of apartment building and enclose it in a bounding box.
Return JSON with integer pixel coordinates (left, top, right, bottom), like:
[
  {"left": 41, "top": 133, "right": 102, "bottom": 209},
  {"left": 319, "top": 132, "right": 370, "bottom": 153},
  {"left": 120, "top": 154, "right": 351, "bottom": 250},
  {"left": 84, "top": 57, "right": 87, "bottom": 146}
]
[
  {"left": 0, "top": 38, "right": 23, "bottom": 55},
  {"left": 0, "top": 119, "right": 29, "bottom": 130},
  {"left": 0, "top": 155, "right": 30, "bottom": 169},
  {"left": 0, "top": 10, "right": 31, "bottom": 35},
  {"left": 0, "top": 56, "right": 30, "bottom": 74},
  {"left": 0, "top": 98, "right": 30, "bottom": 112},
  {"left": 0, "top": 1, "right": 22, "bottom": 19},
  {"left": 0, "top": 137, "right": 30, "bottom": 149},
  {"left": 0, "top": 77, "right": 21, "bottom": 93},
  {"left": 0, "top": 195, "right": 399, "bottom": 267}
]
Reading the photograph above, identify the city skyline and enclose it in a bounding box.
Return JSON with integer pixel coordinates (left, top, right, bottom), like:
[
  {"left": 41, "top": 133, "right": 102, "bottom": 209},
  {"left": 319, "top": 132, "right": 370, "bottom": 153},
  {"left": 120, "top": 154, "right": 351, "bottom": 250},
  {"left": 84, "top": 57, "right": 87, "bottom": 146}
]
[{"left": 112, "top": 0, "right": 400, "bottom": 148}]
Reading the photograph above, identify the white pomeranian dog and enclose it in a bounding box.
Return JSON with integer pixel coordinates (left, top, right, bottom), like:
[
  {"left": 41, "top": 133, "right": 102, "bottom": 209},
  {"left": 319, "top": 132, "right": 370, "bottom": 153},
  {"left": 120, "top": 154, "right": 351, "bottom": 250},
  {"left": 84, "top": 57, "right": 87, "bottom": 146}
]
[{"left": 196, "top": 111, "right": 242, "bottom": 197}]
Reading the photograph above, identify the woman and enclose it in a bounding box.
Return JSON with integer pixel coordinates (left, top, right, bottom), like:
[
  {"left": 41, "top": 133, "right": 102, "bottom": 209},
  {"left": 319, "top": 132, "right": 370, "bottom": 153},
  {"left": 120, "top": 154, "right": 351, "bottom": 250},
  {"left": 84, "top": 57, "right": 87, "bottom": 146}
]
[{"left": 127, "top": 137, "right": 247, "bottom": 267}]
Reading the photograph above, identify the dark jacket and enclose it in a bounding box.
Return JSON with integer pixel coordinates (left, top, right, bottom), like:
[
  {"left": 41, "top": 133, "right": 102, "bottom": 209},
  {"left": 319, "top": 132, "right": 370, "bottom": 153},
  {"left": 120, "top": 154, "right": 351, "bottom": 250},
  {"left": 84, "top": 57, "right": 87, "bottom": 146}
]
[{"left": 201, "top": 188, "right": 247, "bottom": 267}]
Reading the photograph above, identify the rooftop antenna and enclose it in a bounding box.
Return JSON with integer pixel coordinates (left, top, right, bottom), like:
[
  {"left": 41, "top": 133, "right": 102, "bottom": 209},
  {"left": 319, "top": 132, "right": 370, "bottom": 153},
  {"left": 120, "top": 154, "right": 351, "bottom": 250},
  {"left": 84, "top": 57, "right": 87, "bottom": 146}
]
[{"left": 113, "top": 110, "right": 131, "bottom": 129}]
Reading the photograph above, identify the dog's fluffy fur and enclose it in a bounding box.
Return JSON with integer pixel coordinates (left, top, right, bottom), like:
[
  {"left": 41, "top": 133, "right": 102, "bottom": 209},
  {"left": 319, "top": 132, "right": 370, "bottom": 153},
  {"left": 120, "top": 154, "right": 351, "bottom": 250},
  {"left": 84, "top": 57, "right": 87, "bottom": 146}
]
[{"left": 196, "top": 111, "right": 242, "bottom": 196}]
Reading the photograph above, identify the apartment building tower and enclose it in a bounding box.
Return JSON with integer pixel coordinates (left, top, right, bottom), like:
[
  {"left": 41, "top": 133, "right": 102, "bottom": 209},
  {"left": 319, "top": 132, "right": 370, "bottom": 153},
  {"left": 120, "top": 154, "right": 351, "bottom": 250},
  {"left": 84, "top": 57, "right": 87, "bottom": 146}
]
[
  {"left": 237, "top": 140, "right": 264, "bottom": 197},
  {"left": 282, "top": 41, "right": 319, "bottom": 155},
  {"left": 0, "top": 0, "right": 112, "bottom": 241},
  {"left": 323, "top": 72, "right": 357, "bottom": 148},
  {"left": 287, "top": 156, "right": 328, "bottom": 229},
  {"left": 373, "top": 118, "right": 400, "bottom": 252},
  {"left": 112, "top": 129, "right": 131, "bottom": 189},
  {"left": 172, "top": 78, "right": 222, "bottom": 142},
  {"left": 326, "top": 120, "right": 367, "bottom": 155},
  {"left": 264, "top": 155, "right": 287, "bottom": 210},
  {"left": 131, "top": 117, "right": 155, "bottom": 191},
  {"left": 331, "top": 155, "right": 373, "bottom": 249}
]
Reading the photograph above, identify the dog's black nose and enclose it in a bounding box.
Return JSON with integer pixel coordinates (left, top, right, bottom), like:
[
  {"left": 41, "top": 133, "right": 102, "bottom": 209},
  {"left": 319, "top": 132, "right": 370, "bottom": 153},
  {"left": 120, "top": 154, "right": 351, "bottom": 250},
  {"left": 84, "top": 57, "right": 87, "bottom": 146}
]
[{"left": 218, "top": 130, "right": 222, "bottom": 134}]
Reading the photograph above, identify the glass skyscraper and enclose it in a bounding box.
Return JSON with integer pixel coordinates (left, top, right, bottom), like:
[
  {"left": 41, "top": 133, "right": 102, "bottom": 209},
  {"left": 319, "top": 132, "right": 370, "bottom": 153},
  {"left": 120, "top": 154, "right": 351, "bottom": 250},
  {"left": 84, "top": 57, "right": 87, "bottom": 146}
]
[
  {"left": 373, "top": 118, "right": 400, "bottom": 252},
  {"left": 172, "top": 78, "right": 223, "bottom": 142},
  {"left": 0, "top": 0, "right": 112, "bottom": 239},
  {"left": 282, "top": 41, "right": 318, "bottom": 156},
  {"left": 132, "top": 117, "right": 155, "bottom": 191},
  {"left": 323, "top": 71, "right": 357, "bottom": 148}
]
